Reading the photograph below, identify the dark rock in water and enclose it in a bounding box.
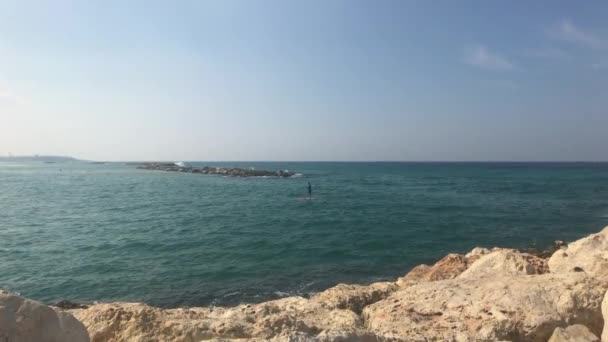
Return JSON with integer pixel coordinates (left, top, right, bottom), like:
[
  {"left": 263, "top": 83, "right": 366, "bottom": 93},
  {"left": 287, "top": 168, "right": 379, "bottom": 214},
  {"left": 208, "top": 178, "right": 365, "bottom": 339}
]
[
  {"left": 55, "top": 300, "right": 89, "bottom": 309},
  {"left": 136, "top": 163, "right": 295, "bottom": 178},
  {"left": 522, "top": 240, "right": 569, "bottom": 259},
  {"left": 553, "top": 240, "right": 567, "bottom": 250}
]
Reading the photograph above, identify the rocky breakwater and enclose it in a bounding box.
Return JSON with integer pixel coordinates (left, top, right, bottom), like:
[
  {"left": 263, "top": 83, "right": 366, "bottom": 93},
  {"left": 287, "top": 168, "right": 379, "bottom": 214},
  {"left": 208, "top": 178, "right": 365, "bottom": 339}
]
[
  {"left": 7, "top": 227, "right": 608, "bottom": 341},
  {"left": 136, "top": 162, "right": 295, "bottom": 178}
]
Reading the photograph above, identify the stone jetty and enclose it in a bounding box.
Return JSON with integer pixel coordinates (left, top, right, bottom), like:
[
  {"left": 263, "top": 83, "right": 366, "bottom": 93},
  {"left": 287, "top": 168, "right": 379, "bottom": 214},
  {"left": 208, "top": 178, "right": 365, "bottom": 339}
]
[{"left": 136, "top": 162, "right": 295, "bottom": 178}]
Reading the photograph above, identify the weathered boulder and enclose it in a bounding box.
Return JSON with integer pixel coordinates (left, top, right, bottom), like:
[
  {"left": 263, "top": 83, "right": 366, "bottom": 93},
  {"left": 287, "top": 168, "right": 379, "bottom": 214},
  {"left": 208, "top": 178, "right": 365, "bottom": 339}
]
[
  {"left": 397, "top": 248, "right": 506, "bottom": 286},
  {"left": 548, "top": 226, "right": 608, "bottom": 277},
  {"left": 458, "top": 249, "right": 548, "bottom": 279},
  {"left": 363, "top": 273, "right": 607, "bottom": 341},
  {"left": 311, "top": 281, "right": 398, "bottom": 313},
  {"left": 601, "top": 289, "right": 608, "bottom": 341},
  {"left": 549, "top": 324, "right": 599, "bottom": 342},
  {"left": 72, "top": 303, "right": 215, "bottom": 342},
  {"left": 397, "top": 253, "right": 470, "bottom": 285},
  {"left": 0, "top": 290, "right": 89, "bottom": 342},
  {"left": 465, "top": 247, "right": 492, "bottom": 260},
  {"left": 73, "top": 297, "right": 377, "bottom": 342}
]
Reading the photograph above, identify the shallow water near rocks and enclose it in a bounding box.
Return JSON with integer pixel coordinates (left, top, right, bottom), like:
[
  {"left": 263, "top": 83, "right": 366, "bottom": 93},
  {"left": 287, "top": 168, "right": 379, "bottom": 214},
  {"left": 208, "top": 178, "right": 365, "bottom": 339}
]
[{"left": 1, "top": 161, "right": 608, "bottom": 307}]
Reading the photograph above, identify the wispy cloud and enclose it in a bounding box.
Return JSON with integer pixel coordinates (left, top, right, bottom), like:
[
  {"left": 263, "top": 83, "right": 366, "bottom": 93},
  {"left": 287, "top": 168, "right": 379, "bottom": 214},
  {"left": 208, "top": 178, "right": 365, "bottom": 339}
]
[
  {"left": 521, "top": 46, "right": 571, "bottom": 61},
  {"left": 551, "top": 20, "right": 607, "bottom": 50},
  {"left": 0, "top": 86, "right": 23, "bottom": 105},
  {"left": 464, "top": 45, "right": 515, "bottom": 71},
  {"left": 592, "top": 61, "right": 608, "bottom": 69},
  {"left": 479, "top": 79, "right": 518, "bottom": 90}
]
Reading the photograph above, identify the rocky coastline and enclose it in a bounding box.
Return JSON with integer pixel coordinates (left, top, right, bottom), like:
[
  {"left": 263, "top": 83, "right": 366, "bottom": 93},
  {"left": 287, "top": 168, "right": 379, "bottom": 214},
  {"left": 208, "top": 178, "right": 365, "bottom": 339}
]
[
  {"left": 136, "top": 162, "right": 296, "bottom": 178},
  {"left": 4, "top": 226, "right": 608, "bottom": 341}
]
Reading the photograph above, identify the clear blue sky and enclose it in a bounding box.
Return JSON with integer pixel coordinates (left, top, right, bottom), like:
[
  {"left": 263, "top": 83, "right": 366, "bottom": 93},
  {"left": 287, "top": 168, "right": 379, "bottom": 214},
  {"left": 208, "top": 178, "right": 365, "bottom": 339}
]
[{"left": 1, "top": 0, "right": 607, "bottom": 161}]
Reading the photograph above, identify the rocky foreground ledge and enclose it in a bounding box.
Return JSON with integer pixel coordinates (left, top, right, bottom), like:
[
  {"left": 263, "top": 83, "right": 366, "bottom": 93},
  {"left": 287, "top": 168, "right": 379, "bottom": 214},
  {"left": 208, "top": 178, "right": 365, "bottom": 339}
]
[
  {"left": 136, "top": 162, "right": 295, "bottom": 178},
  {"left": 5, "top": 227, "right": 608, "bottom": 341}
]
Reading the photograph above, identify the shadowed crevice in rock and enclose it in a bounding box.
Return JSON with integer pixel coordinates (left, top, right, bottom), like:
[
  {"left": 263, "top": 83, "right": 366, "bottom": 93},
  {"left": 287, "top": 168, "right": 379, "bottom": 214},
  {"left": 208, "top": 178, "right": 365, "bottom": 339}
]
[
  {"left": 550, "top": 324, "right": 600, "bottom": 342},
  {"left": 310, "top": 282, "right": 398, "bottom": 315},
  {"left": 54, "top": 299, "right": 89, "bottom": 310}
]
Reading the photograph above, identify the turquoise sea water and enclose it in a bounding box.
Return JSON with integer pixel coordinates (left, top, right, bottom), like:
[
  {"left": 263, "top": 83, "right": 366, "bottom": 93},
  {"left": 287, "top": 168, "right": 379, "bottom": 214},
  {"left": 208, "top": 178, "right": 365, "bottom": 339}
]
[{"left": 1, "top": 161, "right": 608, "bottom": 307}]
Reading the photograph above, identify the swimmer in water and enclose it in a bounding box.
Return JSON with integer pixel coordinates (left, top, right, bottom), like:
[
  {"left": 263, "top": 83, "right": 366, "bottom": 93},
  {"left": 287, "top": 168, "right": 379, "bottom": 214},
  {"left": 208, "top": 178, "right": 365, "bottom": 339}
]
[{"left": 308, "top": 182, "right": 312, "bottom": 199}]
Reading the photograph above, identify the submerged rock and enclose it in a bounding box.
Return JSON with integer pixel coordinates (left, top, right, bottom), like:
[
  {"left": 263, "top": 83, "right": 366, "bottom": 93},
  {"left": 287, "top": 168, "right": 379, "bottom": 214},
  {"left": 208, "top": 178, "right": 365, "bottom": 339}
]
[
  {"left": 0, "top": 290, "right": 89, "bottom": 342},
  {"left": 521, "top": 240, "right": 569, "bottom": 259},
  {"left": 54, "top": 299, "right": 89, "bottom": 310}
]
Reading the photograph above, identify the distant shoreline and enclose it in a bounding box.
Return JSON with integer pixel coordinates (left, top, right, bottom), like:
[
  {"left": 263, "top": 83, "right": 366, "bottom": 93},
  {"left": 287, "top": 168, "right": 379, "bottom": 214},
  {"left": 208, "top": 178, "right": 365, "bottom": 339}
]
[
  {"left": 0, "top": 155, "right": 78, "bottom": 162},
  {"left": 4, "top": 157, "right": 608, "bottom": 163}
]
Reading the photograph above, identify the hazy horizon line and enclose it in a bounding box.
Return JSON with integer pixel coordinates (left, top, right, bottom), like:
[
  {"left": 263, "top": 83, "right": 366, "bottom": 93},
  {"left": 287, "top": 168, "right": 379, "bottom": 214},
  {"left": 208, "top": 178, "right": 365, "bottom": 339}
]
[{"left": 2, "top": 155, "right": 608, "bottom": 163}]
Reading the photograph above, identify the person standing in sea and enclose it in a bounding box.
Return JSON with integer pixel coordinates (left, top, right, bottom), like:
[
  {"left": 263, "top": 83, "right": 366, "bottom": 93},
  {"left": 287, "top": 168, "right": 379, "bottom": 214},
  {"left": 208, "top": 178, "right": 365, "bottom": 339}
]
[{"left": 308, "top": 182, "right": 312, "bottom": 199}]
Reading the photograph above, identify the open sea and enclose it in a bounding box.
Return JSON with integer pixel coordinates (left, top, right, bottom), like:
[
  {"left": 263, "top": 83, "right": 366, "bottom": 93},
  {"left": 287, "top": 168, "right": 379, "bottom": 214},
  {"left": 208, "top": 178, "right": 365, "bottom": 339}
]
[{"left": 1, "top": 161, "right": 608, "bottom": 308}]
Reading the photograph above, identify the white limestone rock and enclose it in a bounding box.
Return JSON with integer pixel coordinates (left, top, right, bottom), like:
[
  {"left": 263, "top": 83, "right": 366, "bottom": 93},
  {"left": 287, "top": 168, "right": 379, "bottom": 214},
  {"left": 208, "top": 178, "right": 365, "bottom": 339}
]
[{"left": 0, "top": 290, "right": 89, "bottom": 342}]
